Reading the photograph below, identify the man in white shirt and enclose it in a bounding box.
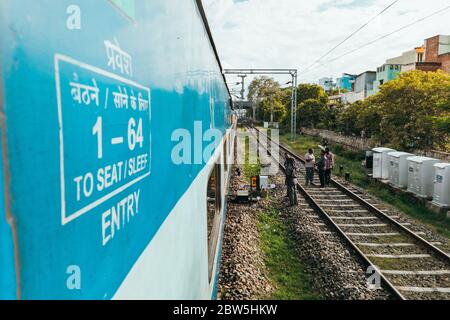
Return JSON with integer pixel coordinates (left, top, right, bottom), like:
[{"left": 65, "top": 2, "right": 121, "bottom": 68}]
[{"left": 304, "top": 148, "right": 315, "bottom": 186}]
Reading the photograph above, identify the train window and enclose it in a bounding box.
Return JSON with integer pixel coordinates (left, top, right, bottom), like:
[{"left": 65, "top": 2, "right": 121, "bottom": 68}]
[
  {"left": 206, "top": 163, "right": 222, "bottom": 282},
  {"left": 109, "top": 0, "right": 136, "bottom": 20}
]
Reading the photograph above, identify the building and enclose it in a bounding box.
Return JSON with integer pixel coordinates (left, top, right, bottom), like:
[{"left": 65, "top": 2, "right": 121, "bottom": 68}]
[
  {"left": 327, "top": 94, "right": 343, "bottom": 106},
  {"left": 401, "top": 46, "right": 441, "bottom": 72},
  {"left": 424, "top": 35, "right": 450, "bottom": 73},
  {"left": 339, "top": 71, "right": 375, "bottom": 103},
  {"left": 369, "top": 63, "right": 402, "bottom": 96},
  {"left": 401, "top": 35, "right": 450, "bottom": 73},
  {"left": 368, "top": 36, "right": 450, "bottom": 97},
  {"left": 355, "top": 70, "right": 376, "bottom": 99},
  {"left": 366, "top": 50, "right": 417, "bottom": 96},
  {"left": 318, "top": 77, "right": 335, "bottom": 92},
  {"left": 368, "top": 48, "right": 422, "bottom": 96},
  {"left": 386, "top": 49, "right": 417, "bottom": 65},
  {"left": 329, "top": 35, "right": 450, "bottom": 105},
  {"left": 355, "top": 71, "right": 376, "bottom": 95},
  {"left": 336, "top": 73, "right": 356, "bottom": 92}
]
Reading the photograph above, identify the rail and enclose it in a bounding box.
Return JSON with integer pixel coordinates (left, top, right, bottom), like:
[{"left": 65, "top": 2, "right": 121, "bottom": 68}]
[{"left": 250, "top": 126, "right": 450, "bottom": 300}]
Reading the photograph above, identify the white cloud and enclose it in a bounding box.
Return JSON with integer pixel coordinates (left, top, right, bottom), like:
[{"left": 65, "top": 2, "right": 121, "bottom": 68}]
[{"left": 203, "top": 0, "right": 450, "bottom": 85}]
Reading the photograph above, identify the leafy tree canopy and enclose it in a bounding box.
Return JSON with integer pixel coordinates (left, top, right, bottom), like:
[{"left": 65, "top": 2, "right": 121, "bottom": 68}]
[{"left": 370, "top": 70, "right": 450, "bottom": 151}]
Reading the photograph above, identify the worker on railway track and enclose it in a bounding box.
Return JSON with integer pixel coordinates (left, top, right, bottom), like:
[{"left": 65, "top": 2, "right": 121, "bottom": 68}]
[
  {"left": 284, "top": 154, "right": 298, "bottom": 206},
  {"left": 324, "top": 147, "right": 335, "bottom": 186},
  {"left": 316, "top": 150, "right": 326, "bottom": 188},
  {"left": 304, "top": 148, "right": 315, "bottom": 186}
]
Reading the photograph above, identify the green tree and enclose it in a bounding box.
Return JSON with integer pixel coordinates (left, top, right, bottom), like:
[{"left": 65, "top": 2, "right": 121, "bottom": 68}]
[
  {"left": 356, "top": 99, "right": 382, "bottom": 140},
  {"left": 336, "top": 101, "right": 364, "bottom": 135},
  {"left": 371, "top": 70, "right": 450, "bottom": 151},
  {"left": 296, "top": 98, "right": 327, "bottom": 128},
  {"left": 432, "top": 94, "right": 450, "bottom": 151},
  {"left": 284, "top": 84, "right": 329, "bottom": 129},
  {"left": 260, "top": 99, "right": 287, "bottom": 122},
  {"left": 327, "top": 88, "right": 349, "bottom": 96},
  {"left": 248, "top": 76, "right": 288, "bottom": 123},
  {"left": 248, "top": 76, "right": 280, "bottom": 104},
  {"left": 278, "top": 87, "right": 293, "bottom": 107},
  {"left": 297, "top": 84, "right": 328, "bottom": 104}
]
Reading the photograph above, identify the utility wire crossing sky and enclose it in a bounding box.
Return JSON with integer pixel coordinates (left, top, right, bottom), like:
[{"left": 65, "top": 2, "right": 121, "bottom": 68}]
[{"left": 204, "top": 0, "right": 450, "bottom": 86}]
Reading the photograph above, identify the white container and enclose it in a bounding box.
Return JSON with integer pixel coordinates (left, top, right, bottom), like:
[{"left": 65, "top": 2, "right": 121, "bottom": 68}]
[
  {"left": 407, "top": 156, "right": 439, "bottom": 198},
  {"left": 432, "top": 163, "right": 450, "bottom": 207},
  {"left": 388, "top": 152, "right": 413, "bottom": 188},
  {"left": 259, "top": 176, "right": 269, "bottom": 189},
  {"left": 372, "top": 147, "right": 395, "bottom": 179}
]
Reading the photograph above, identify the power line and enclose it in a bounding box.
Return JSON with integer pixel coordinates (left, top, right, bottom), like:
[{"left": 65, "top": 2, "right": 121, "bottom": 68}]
[
  {"left": 326, "top": 6, "right": 450, "bottom": 64},
  {"left": 302, "top": 0, "right": 400, "bottom": 74},
  {"left": 303, "top": 5, "right": 450, "bottom": 76}
]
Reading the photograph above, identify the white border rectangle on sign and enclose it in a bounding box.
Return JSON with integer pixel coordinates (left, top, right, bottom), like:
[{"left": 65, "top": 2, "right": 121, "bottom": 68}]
[{"left": 54, "top": 53, "right": 151, "bottom": 226}]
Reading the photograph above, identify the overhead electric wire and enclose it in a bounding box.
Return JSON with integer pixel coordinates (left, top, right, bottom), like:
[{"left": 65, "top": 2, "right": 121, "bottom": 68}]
[
  {"left": 303, "top": 4, "right": 450, "bottom": 76},
  {"left": 302, "top": 0, "right": 400, "bottom": 74}
]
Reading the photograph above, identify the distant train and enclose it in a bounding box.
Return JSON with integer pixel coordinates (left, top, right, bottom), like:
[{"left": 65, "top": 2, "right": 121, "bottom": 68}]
[{"left": 0, "top": 0, "right": 235, "bottom": 299}]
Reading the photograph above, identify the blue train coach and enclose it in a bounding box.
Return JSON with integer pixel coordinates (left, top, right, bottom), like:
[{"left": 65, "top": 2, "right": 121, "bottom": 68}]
[{"left": 0, "top": 0, "right": 235, "bottom": 299}]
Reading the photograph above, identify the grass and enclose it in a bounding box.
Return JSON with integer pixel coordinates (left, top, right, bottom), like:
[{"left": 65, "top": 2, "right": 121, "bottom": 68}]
[
  {"left": 257, "top": 209, "right": 322, "bottom": 300},
  {"left": 241, "top": 129, "right": 321, "bottom": 300},
  {"left": 279, "top": 134, "right": 368, "bottom": 186},
  {"left": 279, "top": 132, "right": 450, "bottom": 240},
  {"left": 243, "top": 134, "right": 261, "bottom": 179}
]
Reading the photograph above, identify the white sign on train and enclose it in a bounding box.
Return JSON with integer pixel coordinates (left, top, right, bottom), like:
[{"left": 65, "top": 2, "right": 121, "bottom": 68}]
[{"left": 54, "top": 53, "right": 151, "bottom": 227}]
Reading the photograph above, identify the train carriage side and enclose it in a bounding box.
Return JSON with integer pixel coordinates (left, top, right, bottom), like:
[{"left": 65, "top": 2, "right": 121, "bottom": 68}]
[{"left": 0, "top": 0, "right": 234, "bottom": 299}]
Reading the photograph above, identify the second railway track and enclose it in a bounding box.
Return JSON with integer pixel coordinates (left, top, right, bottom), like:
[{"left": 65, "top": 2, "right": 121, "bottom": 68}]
[{"left": 248, "top": 126, "right": 450, "bottom": 300}]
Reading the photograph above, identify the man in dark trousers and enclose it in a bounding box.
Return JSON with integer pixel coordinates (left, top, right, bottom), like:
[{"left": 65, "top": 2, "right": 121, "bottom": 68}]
[
  {"left": 324, "top": 147, "right": 335, "bottom": 186},
  {"left": 316, "top": 150, "right": 326, "bottom": 188},
  {"left": 284, "top": 154, "right": 298, "bottom": 206}
]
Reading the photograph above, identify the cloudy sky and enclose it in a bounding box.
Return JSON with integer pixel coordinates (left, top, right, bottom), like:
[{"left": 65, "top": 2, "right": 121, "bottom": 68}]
[{"left": 203, "top": 0, "right": 450, "bottom": 87}]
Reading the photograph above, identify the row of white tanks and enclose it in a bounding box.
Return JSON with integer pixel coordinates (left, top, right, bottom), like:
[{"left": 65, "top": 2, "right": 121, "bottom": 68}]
[{"left": 372, "top": 147, "right": 450, "bottom": 208}]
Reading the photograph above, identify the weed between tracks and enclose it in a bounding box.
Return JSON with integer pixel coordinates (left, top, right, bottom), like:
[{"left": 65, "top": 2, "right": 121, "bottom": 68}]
[
  {"left": 244, "top": 134, "right": 260, "bottom": 180},
  {"left": 279, "top": 133, "right": 450, "bottom": 239},
  {"left": 257, "top": 208, "right": 321, "bottom": 300},
  {"left": 243, "top": 130, "right": 321, "bottom": 300}
]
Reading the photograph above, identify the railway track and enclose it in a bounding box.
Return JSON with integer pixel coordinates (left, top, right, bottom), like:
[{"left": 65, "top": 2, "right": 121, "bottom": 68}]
[{"left": 248, "top": 126, "right": 450, "bottom": 300}]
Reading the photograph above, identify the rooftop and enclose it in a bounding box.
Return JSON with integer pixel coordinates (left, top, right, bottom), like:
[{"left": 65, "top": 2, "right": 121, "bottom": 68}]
[{"left": 357, "top": 70, "right": 376, "bottom": 77}]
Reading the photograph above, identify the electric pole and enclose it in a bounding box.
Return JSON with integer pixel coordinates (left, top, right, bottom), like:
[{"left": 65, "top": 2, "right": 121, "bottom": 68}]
[{"left": 237, "top": 74, "right": 247, "bottom": 120}]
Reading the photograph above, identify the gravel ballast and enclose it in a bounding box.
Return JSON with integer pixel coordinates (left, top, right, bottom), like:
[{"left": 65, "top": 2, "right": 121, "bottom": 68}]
[{"left": 217, "top": 133, "right": 391, "bottom": 300}]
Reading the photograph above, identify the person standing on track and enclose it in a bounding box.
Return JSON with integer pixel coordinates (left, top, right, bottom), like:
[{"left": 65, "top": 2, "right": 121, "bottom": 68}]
[
  {"left": 324, "top": 147, "right": 335, "bottom": 186},
  {"left": 304, "top": 148, "right": 315, "bottom": 186},
  {"left": 316, "top": 151, "right": 326, "bottom": 188},
  {"left": 284, "top": 154, "right": 298, "bottom": 206}
]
